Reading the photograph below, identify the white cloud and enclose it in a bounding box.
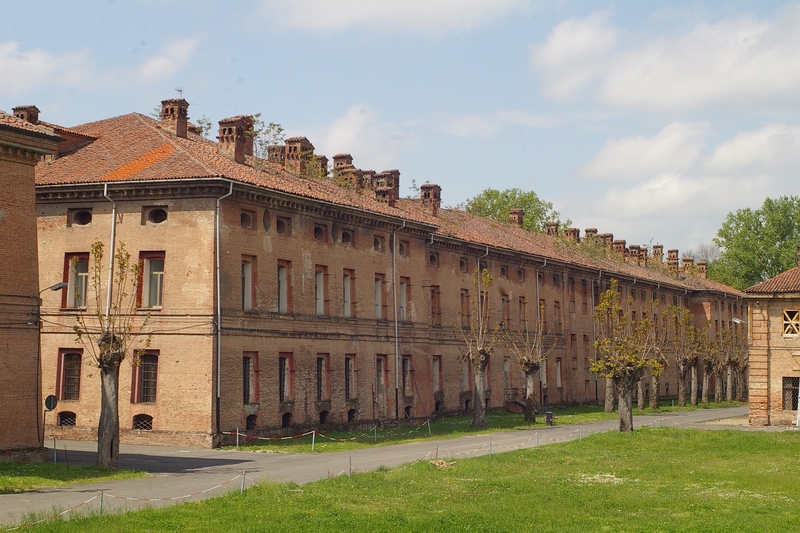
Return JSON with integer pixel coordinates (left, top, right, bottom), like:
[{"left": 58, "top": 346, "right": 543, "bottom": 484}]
[
  {"left": 0, "top": 41, "right": 91, "bottom": 96},
  {"left": 136, "top": 37, "right": 199, "bottom": 81},
  {"left": 261, "top": 0, "right": 524, "bottom": 34},
  {"left": 530, "top": 11, "right": 618, "bottom": 100},
  {"left": 312, "top": 104, "right": 419, "bottom": 171},
  {"left": 704, "top": 124, "right": 800, "bottom": 175},
  {"left": 581, "top": 122, "right": 709, "bottom": 182},
  {"left": 532, "top": 5, "right": 800, "bottom": 111}
]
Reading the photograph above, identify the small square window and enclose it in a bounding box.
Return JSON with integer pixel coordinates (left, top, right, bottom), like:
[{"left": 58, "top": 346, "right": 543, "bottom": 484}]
[{"left": 784, "top": 310, "right": 800, "bottom": 335}]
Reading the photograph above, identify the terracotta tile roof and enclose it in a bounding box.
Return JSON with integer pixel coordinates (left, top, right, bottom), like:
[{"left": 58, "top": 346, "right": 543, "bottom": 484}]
[
  {"left": 744, "top": 266, "right": 800, "bottom": 294},
  {"left": 0, "top": 109, "right": 58, "bottom": 137}
]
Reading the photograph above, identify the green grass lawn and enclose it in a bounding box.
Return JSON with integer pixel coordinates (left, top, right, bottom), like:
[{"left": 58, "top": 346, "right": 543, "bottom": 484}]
[
  {"left": 28, "top": 426, "right": 798, "bottom": 532},
  {"left": 224, "top": 401, "right": 744, "bottom": 453},
  {"left": 0, "top": 462, "right": 143, "bottom": 494}
]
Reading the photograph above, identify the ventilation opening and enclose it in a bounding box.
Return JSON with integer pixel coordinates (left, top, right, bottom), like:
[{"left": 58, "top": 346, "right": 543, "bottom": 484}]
[
  {"left": 133, "top": 414, "right": 153, "bottom": 430},
  {"left": 281, "top": 412, "right": 292, "bottom": 428},
  {"left": 73, "top": 210, "right": 92, "bottom": 226},
  {"left": 58, "top": 412, "right": 76, "bottom": 426},
  {"left": 347, "top": 408, "right": 356, "bottom": 422},
  {"left": 319, "top": 410, "right": 329, "bottom": 425},
  {"left": 464, "top": 399, "right": 471, "bottom": 411},
  {"left": 404, "top": 405, "right": 411, "bottom": 419},
  {"left": 434, "top": 401, "right": 442, "bottom": 412},
  {"left": 147, "top": 208, "right": 168, "bottom": 224},
  {"left": 246, "top": 414, "right": 257, "bottom": 430}
]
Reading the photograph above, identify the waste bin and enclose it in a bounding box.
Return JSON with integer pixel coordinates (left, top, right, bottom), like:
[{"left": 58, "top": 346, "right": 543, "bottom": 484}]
[{"left": 545, "top": 411, "right": 554, "bottom": 426}]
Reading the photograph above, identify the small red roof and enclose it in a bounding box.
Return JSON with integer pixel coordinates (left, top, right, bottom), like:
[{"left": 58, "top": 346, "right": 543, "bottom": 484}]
[{"left": 744, "top": 266, "right": 800, "bottom": 294}]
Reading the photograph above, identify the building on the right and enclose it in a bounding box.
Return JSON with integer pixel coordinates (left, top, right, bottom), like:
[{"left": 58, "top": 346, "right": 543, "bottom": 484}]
[{"left": 744, "top": 245, "right": 800, "bottom": 426}]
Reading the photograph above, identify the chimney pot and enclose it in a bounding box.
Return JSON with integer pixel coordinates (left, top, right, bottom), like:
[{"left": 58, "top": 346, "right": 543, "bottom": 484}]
[
  {"left": 160, "top": 98, "right": 189, "bottom": 138},
  {"left": 420, "top": 183, "right": 442, "bottom": 216},
  {"left": 217, "top": 115, "right": 254, "bottom": 164},
  {"left": 509, "top": 208, "right": 524, "bottom": 227},
  {"left": 545, "top": 221, "right": 558, "bottom": 236},
  {"left": 12, "top": 105, "right": 40, "bottom": 124}
]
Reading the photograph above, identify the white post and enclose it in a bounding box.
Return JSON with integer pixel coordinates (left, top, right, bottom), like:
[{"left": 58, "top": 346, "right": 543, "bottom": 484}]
[
  {"left": 312, "top": 430, "right": 316, "bottom": 452},
  {"left": 241, "top": 471, "right": 246, "bottom": 494}
]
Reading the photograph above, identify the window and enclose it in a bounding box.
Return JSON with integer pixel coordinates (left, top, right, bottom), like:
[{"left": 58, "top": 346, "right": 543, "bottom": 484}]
[
  {"left": 344, "top": 355, "right": 356, "bottom": 399},
  {"left": 556, "top": 358, "right": 562, "bottom": 388},
  {"left": 398, "top": 240, "right": 410, "bottom": 257},
  {"left": 460, "top": 289, "right": 470, "bottom": 327},
  {"left": 68, "top": 208, "right": 92, "bottom": 226},
  {"left": 140, "top": 252, "right": 165, "bottom": 309},
  {"left": 402, "top": 356, "right": 412, "bottom": 396},
  {"left": 784, "top": 310, "right": 800, "bottom": 335},
  {"left": 374, "top": 274, "right": 386, "bottom": 319},
  {"left": 783, "top": 377, "right": 799, "bottom": 410},
  {"left": 142, "top": 206, "right": 168, "bottom": 224},
  {"left": 276, "top": 216, "right": 291, "bottom": 235},
  {"left": 64, "top": 253, "right": 89, "bottom": 308},
  {"left": 278, "top": 260, "right": 291, "bottom": 313},
  {"left": 241, "top": 255, "right": 256, "bottom": 311},
  {"left": 373, "top": 235, "right": 385, "bottom": 252},
  {"left": 316, "top": 354, "right": 330, "bottom": 400},
  {"left": 500, "top": 265, "right": 508, "bottom": 279},
  {"left": 132, "top": 352, "right": 158, "bottom": 403},
  {"left": 501, "top": 294, "right": 511, "bottom": 324},
  {"left": 517, "top": 268, "right": 525, "bottom": 283},
  {"left": 278, "top": 353, "right": 293, "bottom": 401},
  {"left": 343, "top": 269, "right": 355, "bottom": 318},
  {"left": 553, "top": 274, "right": 561, "bottom": 287},
  {"left": 315, "top": 265, "right": 328, "bottom": 315},
  {"left": 399, "top": 277, "right": 410, "bottom": 320},
  {"left": 519, "top": 296, "right": 528, "bottom": 327},
  {"left": 58, "top": 412, "right": 76, "bottom": 426},
  {"left": 429, "top": 253, "right": 439, "bottom": 267},
  {"left": 462, "top": 358, "right": 472, "bottom": 390},
  {"left": 132, "top": 414, "right": 153, "bottom": 430},
  {"left": 243, "top": 352, "right": 259, "bottom": 404},
  {"left": 459, "top": 258, "right": 468, "bottom": 273},
  {"left": 314, "top": 224, "right": 328, "bottom": 242},
  {"left": 432, "top": 355, "right": 442, "bottom": 392},
  {"left": 430, "top": 285, "right": 441, "bottom": 326},
  {"left": 541, "top": 358, "right": 547, "bottom": 388},
  {"left": 57, "top": 350, "right": 82, "bottom": 401},
  {"left": 341, "top": 230, "right": 353, "bottom": 246},
  {"left": 240, "top": 209, "right": 256, "bottom": 230},
  {"left": 376, "top": 354, "right": 388, "bottom": 398}
]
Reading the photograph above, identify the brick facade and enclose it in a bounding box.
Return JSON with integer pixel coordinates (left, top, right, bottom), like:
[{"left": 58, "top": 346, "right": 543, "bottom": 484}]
[
  {"left": 0, "top": 111, "right": 60, "bottom": 461},
  {"left": 29, "top": 100, "right": 745, "bottom": 447}
]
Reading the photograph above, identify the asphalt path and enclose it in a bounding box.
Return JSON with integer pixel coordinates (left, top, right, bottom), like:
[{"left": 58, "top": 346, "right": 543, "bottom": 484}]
[{"left": 0, "top": 406, "right": 764, "bottom": 527}]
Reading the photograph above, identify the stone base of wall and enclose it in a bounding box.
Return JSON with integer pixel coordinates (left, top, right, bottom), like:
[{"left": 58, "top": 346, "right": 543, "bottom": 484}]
[
  {"left": 0, "top": 446, "right": 47, "bottom": 463},
  {"left": 46, "top": 426, "right": 215, "bottom": 448}
]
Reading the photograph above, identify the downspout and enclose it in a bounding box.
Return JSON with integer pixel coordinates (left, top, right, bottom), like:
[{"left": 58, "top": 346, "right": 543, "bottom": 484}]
[
  {"left": 593, "top": 270, "right": 603, "bottom": 402},
  {"left": 215, "top": 181, "right": 234, "bottom": 435},
  {"left": 102, "top": 184, "right": 117, "bottom": 324},
  {"left": 392, "top": 220, "right": 406, "bottom": 419}
]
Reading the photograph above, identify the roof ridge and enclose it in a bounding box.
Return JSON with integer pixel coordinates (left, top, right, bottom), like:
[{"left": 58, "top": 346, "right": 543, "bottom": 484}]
[{"left": 134, "top": 113, "right": 219, "bottom": 177}]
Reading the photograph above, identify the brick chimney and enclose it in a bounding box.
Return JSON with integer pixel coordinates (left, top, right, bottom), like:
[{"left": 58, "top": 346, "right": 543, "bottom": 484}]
[
  {"left": 160, "top": 99, "right": 189, "bottom": 138},
  {"left": 613, "top": 240, "right": 627, "bottom": 254},
  {"left": 697, "top": 261, "right": 707, "bottom": 278},
  {"left": 217, "top": 115, "right": 254, "bottom": 164},
  {"left": 599, "top": 233, "right": 613, "bottom": 248},
  {"left": 420, "top": 183, "right": 442, "bottom": 216},
  {"left": 509, "top": 208, "right": 524, "bottom": 227},
  {"left": 667, "top": 249, "right": 679, "bottom": 271},
  {"left": 268, "top": 145, "right": 285, "bottom": 165},
  {"left": 584, "top": 228, "right": 598, "bottom": 239},
  {"left": 683, "top": 257, "right": 694, "bottom": 273},
  {"left": 13, "top": 105, "right": 40, "bottom": 124},
  {"left": 638, "top": 247, "right": 648, "bottom": 267},
  {"left": 285, "top": 137, "right": 315, "bottom": 174},
  {"left": 375, "top": 186, "right": 397, "bottom": 207},
  {"left": 564, "top": 228, "right": 580, "bottom": 242},
  {"left": 372, "top": 170, "right": 400, "bottom": 199},
  {"left": 545, "top": 221, "right": 558, "bottom": 236},
  {"left": 652, "top": 244, "right": 664, "bottom": 264},
  {"left": 628, "top": 244, "right": 640, "bottom": 263},
  {"left": 333, "top": 153, "right": 354, "bottom": 171}
]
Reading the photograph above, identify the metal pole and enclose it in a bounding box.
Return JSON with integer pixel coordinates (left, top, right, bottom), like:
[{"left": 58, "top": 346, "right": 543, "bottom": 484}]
[
  {"left": 99, "top": 491, "right": 104, "bottom": 516},
  {"left": 312, "top": 430, "right": 316, "bottom": 452},
  {"left": 240, "top": 471, "right": 246, "bottom": 494},
  {"left": 348, "top": 457, "right": 352, "bottom": 477},
  {"left": 53, "top": 437, "right": 57, "bottom": 464}
]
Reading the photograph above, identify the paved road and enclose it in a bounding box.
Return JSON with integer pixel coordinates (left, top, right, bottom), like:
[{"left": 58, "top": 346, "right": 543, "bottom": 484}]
[{"left": 0, "top": 406, "right": 767, "bottom": 527}]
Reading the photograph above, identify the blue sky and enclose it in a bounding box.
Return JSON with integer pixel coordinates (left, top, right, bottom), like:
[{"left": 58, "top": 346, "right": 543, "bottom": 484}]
[{"left": 4, "top": 0, "right": 799, "bottom": 256}]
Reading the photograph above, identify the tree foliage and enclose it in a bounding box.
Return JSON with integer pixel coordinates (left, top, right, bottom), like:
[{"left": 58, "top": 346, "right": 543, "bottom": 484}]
[
  {"left": 711, "top": 196, "right": 800, "bottom": 290},
  {"left": 464, "top": 188, "right": 565, "bottom": 233},
  {"left": 455, "top": 268, "right": 497, "bottom": 428},
  {"left": 72, "top": 242, "right": 151, "bottom": 469},
  {"left": 591, "top": 279, "right": 660, "bottom": 432}
]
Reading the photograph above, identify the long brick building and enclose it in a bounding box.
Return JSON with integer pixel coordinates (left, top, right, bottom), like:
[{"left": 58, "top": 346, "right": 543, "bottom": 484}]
[
  {"left": 0, "top": 109, "right": 61, "bottom": 460},
  {"left": 23, "top": 98, "right": 744, "bottom": 447}
]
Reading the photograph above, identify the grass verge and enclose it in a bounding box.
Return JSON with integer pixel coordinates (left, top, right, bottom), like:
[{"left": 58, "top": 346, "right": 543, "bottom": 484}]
[
  {"left": 0, "top": 462, "right": 144, "bottom": 494},
  {"left": 28, "top": 427, "right": 797, "bottom": 532}
]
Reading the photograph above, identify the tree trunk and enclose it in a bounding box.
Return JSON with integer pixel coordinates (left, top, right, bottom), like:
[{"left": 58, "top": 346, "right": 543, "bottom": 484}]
[
  {"left": 617, "top": 379, "right": 634, "bottom": 432},
  {"left": 735, "top": 369, "right": 744, "bottom": 401},
  {"left": 97, "top": 362, "right": 121, "bottom": 469},
  {"left": 690, "top": 364, "right": 699, "bottom": 406},
  {"left": 649, "top": 374, "right": 659, "bottom": 409},
  {"left": 677, "top": 362, "right": 687, "bottom": 407},
  {"left": 726, "top": 366, "right": 734, "bottom": 402},
  {"left": 604, "top": 378, "right": 615, "bottom": 412},
  {"left": 524, "top": 370, "right": 537, "bottom": 423},
  {"left": 701, "top": 367, "right": 710, "bottom": 405},
  {"left": 714, "top": 371, "right": 723, "bottom": 403},
  {"left": 637, "top": 378, "right": 646, "bottom": 411},
  {"left": 471, "top": 355, "right": 488, "bottom": 428}
]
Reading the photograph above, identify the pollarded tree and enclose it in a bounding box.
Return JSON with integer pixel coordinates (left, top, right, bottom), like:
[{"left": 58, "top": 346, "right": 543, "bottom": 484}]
[
  {"left": 718, "top": 326, "right": 748, "bottom": 402},
  {"left": 664, "top": 306, "right": 701, "bottom": 407},
  {"left": 500, "top": 298, "right": 558, "bottom": 423},
  {"left": 455, "top": 268, "right": 498, "bottom": 428},
  {"left": 72, "top": 242, "right": 151, "bottom": 469},
  {"left": 591, "top": 279, "right": 661, "bottom": 432},
  {"left": 698, "top": 327, "right": 716, "bottom": 405}
]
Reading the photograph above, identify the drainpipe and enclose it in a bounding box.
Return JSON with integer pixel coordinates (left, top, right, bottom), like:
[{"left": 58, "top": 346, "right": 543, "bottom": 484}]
[
  {"left": 102, "top": 184, "right": 117, "bottom": 325},
  {"left": 215, "top": 181, "right": 234, "bottom": 435},
  {"left": 392, "top": 220, "right": 406, "bottom": 419}
]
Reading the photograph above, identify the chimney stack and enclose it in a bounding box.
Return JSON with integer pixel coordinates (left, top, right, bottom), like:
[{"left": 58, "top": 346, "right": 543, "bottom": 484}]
[
  {"left": 285, "top": 137, "right": 315, "bottom": 174},
  {"left": 160, "top": 98, "right": 189, "bottom": 138},
  {"left": 667, "top": 249, "right": 679, "bottom": 271},
  {"left": 697, "top": 261, "right": 707, "bottom": 278},
  {"left": 599, "top": 233, "right": 613, "bottom": 248},
  {"left": 509, "top": 208, "right": 524, "bottom": 228},
  {"left": 613, "top": 240, "right": 627, "bottom": 254},
  {"left": 683, "top": 257, "right": 694, "bottom": 273},
  {"left": 545, "top": 221, "right": 558, "bottom": 236},
  {"left": 375, "top": 186, "right": 397, "bottom": 207},
  {"left": 420, "top": 183, "right": 442, "bottom": 216},
  {"left": 217, "top": 115, "right": 254, "bottom": 164},
  {"left": 652, "top": 244, "right": 664, "bottom": 264},
  {"left": 564, "top": 228, "right": 580, "bottom": 242},
  {"left": 12, "top": 105, "right": 40, "bottom": 124}
]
